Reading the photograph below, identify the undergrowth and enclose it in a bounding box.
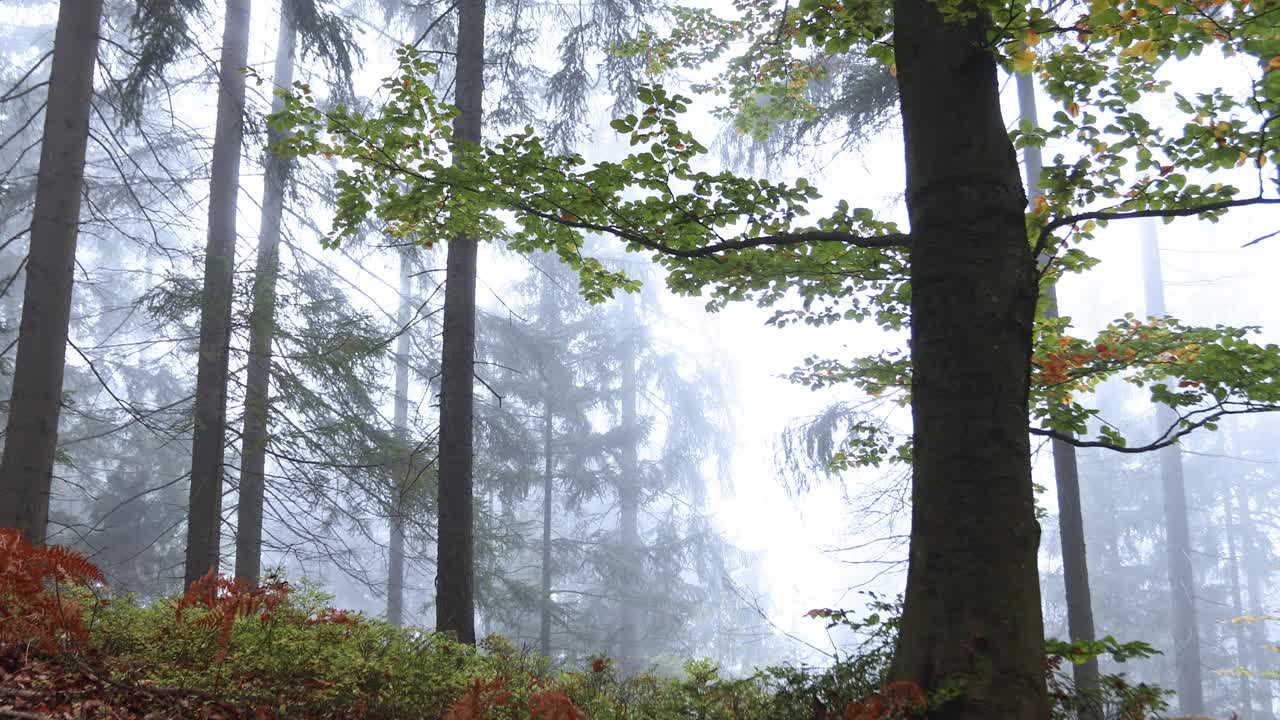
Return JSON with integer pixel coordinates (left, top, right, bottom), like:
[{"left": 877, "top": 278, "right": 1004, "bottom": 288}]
[{"left": 0, "top": 529, "right": 1170, "bottom": 719}]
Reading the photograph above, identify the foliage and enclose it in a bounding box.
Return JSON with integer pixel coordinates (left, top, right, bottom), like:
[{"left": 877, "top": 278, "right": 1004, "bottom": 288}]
[
  {"left": 0, "top": 554, "right": 1180, "bottom": 720},
  {"left": 0, "top": 528, "right": 104, "bottom": 655}
]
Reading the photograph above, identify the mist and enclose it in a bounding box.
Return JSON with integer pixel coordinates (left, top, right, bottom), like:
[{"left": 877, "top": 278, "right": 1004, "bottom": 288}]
[{"left": 2, "top": 0, "right": 1280, "bottom": 718}]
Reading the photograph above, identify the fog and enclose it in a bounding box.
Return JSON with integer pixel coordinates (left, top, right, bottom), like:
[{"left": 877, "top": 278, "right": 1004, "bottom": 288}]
[{"left": 3, "top": 0, "right": 1280, "bottom": 717}]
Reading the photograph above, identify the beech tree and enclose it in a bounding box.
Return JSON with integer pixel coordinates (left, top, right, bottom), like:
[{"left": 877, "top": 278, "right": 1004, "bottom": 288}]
[{"left": 271, "top": 0, "right": 1280, "bottom": 714}]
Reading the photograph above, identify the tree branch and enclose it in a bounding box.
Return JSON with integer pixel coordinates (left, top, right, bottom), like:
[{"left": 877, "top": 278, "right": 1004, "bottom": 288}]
[{"left": 1032, "top": 402, "right": 1280, "bottom": 453}]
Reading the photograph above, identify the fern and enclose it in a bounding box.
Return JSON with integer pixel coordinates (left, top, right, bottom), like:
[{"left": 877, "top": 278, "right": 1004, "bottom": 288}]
[
  {"left": 175, "top": 570, "right": 291, "bottom": 664},
  {"left": 0, "top": 528, "right": 105, "bottom": 654}
]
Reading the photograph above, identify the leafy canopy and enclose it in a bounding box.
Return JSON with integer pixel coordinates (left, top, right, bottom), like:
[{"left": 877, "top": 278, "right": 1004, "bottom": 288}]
[{"left": 267, "top": 0, "right": 1280, "bottom": 462}]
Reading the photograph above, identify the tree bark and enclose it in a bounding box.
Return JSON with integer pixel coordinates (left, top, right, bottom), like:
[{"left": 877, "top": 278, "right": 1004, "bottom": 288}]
[
  {"left": 889, "top": 1, "right": 1049, "bottom": 717},
  {"left": 387, "top": 248, "right": 413, "bottom": 627},
  {"left": 618, "top": 291, "right": 640, "bottom": 671},
  {"left": 1142, "top": 222, "right": 1205, "bottom": 716},
  {"left": 434, "top": 0, "right": 485, "bottom": 644},
  {"left": 1015, "top": 71, "right": 1101, "bottom": 714},
  {"left": 234, "top": 0, "right": 297, "bottom": 589},
  {"left": 0, "top": 0, "right": 103, "bottom": 545},
  {"left": 184, "top": 0, "right": 252, "bottom": 589}
]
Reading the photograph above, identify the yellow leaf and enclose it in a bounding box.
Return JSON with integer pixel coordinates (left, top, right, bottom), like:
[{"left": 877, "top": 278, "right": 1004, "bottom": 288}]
[
  {"left": 1119, "top": 39, "right": 1154, "bottom": 59},
  {"left": 1011, "top": 48, "right": 1037, "bottom": 74},
  {"left": 1067, "top": 102, "right": 1080, "bottom": 118},
  {"left": 1024, "top": 29, "right": 1041, "bottom": 46}
]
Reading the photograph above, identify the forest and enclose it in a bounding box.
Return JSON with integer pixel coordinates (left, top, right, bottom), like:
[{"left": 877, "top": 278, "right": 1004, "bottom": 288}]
[{"left": 1, "top": 0, "right": 1280, "bottom": 718}]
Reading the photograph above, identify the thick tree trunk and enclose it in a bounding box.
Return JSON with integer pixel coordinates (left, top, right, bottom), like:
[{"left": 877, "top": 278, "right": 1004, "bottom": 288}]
[
  {"left": 1015, "top": 71, "right": 1101, "bottom": 713},
  {"left": 234, "top": 0, "right": 297, "bottom": 589},
  {"left": 434, "top": 0, "right": 485, "bottom": 644},
  {"left": 387, "top": 248, "right": 413, "bottom": 626},
  {"left": 618, "top": 292, "right": 640, "bottom": 671},
  {"left": 1142, "top": 222, "right": 1205, "bottom": 715},
  {"left": 890, "top": 1, "right": 1049, "bottom": 718},
  {"left": 0, "top": 0, "right": 102, "bottom": 545},
  {"left": 1223, "top": 488, "right": 1253, "bottom": 717},
  {"left": 184, "top": 0, "right": 251, "bottom": 589},
  {"left": 1238, "top": 488, "right": 1274, "bottom": 720}
]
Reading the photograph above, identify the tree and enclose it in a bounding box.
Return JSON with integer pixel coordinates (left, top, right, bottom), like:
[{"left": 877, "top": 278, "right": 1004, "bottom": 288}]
[
  {"left": 232, "top": 0, "right": 359, "bottom": 588},
  {"left": 1143, "top": 223, "right": 1205, "bottom": 714},
  {"left": 272, "top": 0, "right": 1280, "bottom": 711},
  {"left": 387, "top": 247, "right": 414, "bottom": 625},
  {"left": 236, "top": 0, "right": 299, "bottom": 588},
  {"left": 0, "top": 0, "right": 104, "bottom": 545},
  {"left": 184, "top": 0, "right": 252, "bottom": 588},
  {"left": 434, "top": 0, "right": 486, "bottom": 644}
]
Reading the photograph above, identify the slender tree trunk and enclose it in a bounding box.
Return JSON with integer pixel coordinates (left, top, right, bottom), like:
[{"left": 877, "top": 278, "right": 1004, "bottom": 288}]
[
  {"left": 1015, "top": 71, "right": 1102, "bottom": 713},
  {"left": 540, "top": 393, "right": 554, "bottom": 657},
  {"left": 539, "top": 267, "right": 557, "bottom": 657},
  {"left": 183, "top": 0, "right": 251, "bottom": 589},
  {"left": 0, "top": 0, "right": 102, "bottom": 545},
  {"left": 889, "top": 1, "right": 1049, "bottom": 718},
  {"left": 1223, "top": 488, "right": 1253, "bottom": 718},
  {"left": 387, "top": 248, "right": 413, "bottom": 626},
  {"left": 1238, "top": 488, "right": 1275, "bottom": 720},
  {"left": 1142, "top": 221, "right": 1205, "bottom": 715},
  {"left": 234, "top": 0, "right": 297, "bottom": 588},
  {"left": 618, "top": 291, "right": 640, "bottom": 671},
  {"left": 434, "top": 0, "right": 485, "bottom": 644}
]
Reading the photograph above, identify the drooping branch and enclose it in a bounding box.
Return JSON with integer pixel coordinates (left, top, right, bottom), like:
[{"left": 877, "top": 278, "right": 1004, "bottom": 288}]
[{"left": 1032, "top": 400, "right": 1280, "bottom": 454}]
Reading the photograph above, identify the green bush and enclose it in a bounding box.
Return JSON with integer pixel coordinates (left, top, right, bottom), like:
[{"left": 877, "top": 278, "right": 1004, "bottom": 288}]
[{"left": 75, "top": 574, "right": 1170, "bottom": 720}]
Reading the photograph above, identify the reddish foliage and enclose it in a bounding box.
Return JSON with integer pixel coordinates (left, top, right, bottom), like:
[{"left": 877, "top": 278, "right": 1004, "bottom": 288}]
[
  {"left": 304, "top": 606, "right": 362, "bottom": 629},
  {"left": 0, "top": 527, "right": 105, "bottom": 654},
  {"left": 843, "top": 680, "right": 927, "bottom": 720},
  {"left": 442, "top": 677, "right": 514, "bottom": 720},
  {"left": 175, "top": 571, "right": 292, "bottom": 664},
  {"left": 528, "top": 689, "right": 585, "bottom": 720},
  {"left": 590, "top": 656, "right": 611, "bottom": 674}
]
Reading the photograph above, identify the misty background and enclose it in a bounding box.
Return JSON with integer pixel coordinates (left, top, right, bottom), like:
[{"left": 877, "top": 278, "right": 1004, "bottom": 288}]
[{"left": 3, "top": 0, "right": 1280, "bottom": 715}]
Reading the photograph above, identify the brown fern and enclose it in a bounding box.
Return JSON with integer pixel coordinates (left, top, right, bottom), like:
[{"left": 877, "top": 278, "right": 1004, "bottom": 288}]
[
  {"left": 0, "top": 528, "right": 105, "bottom": 654},
  {"left": 175, "top": 570, "right": 291, "bottom": 664}
]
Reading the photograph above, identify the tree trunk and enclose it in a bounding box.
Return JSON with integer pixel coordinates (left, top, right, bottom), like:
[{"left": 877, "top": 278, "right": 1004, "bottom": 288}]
[
  {"left": 1142, "top": 221, "right": 1205, "bottom": 716},
  {"left": 1238, "top": 488, "right": 1274, "bottom": 720},
  {"left": 434, "top": 0, "right": 485, "bottom": 644},
  {"left": 1223, "top": 488, "right": 1253, "bottom": 718},
  {"left": 184, "top": 0, "right": 252, "bottom": 589},
  {"left": 539, "top": 268, "right": 557, "bottom": 657},
  {"left": 234, "top": 0, "right": 297, "bottom": 589},
  {"left": 889, "top": 1, "right": 1049, "bottom": 717},
  {"left": 387, "top": 248, "right": 413, "bottom": 626},
  {"left": 1015, "top": 71, "right": 1102, "bottom": 714},
  {"left": 386, "top": 248, "right": 413, "bottom": 626},
  {"left": 540, "top": 392, "right": 554, "bottom": 657},
  {"left": 618, "top": 291, "right": 640, "bottom": 671},
  {"left": 0, "top": 0, "right": 102, "bottom": 545}
]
